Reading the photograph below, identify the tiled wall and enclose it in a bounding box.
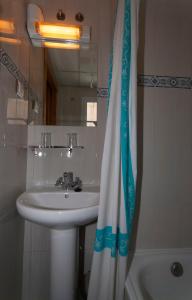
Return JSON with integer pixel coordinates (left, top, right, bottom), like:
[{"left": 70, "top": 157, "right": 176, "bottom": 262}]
[
  {"left": 0, "top": 65, "right": 27, "bottom": 299},
  {"left": 134, "top": 0, "right": 192, "bottom": 250},
  {"left": 0, "top": 0, "right": 29, "bottom": 299},
  {"left": 27, "top": 125, "right": 102, "bottom": 188}
]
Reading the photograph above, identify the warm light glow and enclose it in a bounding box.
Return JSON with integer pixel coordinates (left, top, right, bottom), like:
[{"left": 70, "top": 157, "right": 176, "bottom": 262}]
[
  {"left": 36, "top": 22, "right": 80, "bottom": 41},
  {"left": 44, "top": 41, "right": 80, "bottom": 50},
  {"left": 0, "top": 20, "right": 15, "bottom": 34},
  {"left": 0, "top": 36, "right": 21, "bottom": 45}
]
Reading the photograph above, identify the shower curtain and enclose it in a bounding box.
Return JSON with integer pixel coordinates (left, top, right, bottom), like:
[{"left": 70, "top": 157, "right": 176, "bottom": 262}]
[{"left": 88, "top": 0, "right": 139, "bottom": 299}]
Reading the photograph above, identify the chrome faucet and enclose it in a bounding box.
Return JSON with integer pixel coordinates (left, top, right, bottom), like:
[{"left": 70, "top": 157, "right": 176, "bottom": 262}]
[
  {"left": 63, "top": 172, "right": 73, "bottom": 190},
  {"left": 55, "top": 172, "right": 82, "bottom": 191}
]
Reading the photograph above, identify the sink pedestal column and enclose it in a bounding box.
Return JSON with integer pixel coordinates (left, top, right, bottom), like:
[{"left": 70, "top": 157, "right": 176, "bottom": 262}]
[{"left": 50, "top": 228, "right": 77, "bottom": 300}]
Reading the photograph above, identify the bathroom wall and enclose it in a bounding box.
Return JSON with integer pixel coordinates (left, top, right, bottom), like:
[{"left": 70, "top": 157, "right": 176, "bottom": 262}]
[
  {"left": 0, "top": 0, "right": 29, "bottom": 299},
  {"left": 0, "top": 0, "right": 47, "bottom": 298},
  {"left": 27, "top": 126, "right": 101, "bottom": 187},
  {"left": 135, "top": 0, "right": 192, "bottom": 249}
]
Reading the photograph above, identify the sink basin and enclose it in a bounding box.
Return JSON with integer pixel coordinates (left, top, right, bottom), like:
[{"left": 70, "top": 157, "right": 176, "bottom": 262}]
[
  {"left": 16, "top": 188, "right": 99, "bottom": 300},
  {"left": 16, "top": 191, "right": 99, "bottom": 228}
]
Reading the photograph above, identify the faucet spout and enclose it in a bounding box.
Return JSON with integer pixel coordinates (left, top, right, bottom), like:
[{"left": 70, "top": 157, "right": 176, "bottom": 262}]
[{"left": 55, "top": 172, "right": 82, "bottom": 191}]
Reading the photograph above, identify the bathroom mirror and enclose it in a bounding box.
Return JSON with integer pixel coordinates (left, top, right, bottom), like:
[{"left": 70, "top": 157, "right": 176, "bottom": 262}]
[{"left": 28, "top": 44, "right": 98, "bottom": 127}]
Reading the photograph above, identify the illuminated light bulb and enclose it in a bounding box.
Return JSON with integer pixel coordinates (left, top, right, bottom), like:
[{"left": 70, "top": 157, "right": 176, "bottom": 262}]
[
  {"left": 36, "top": 22, "right": 80, "bottom": 41},
  {"left": 44, "top": 41, "right": 80, "bottom": 50}
]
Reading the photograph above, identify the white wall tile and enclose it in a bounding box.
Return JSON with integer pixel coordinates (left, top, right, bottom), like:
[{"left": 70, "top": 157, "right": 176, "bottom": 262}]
[
  {"left": 27, "top": 125, "right": 102, "bottom": 188},
  {"left": 135, "top": 88, "right": 192, "bottom": 249}
]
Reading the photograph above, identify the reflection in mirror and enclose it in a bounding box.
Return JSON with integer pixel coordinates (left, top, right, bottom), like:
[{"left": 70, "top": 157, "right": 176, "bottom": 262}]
[{"left": 29, "top": 44, "right": 98, "bottom": 126}]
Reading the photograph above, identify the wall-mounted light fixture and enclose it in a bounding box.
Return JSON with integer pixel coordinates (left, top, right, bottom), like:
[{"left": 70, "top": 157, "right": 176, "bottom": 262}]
[
  {"left": 0, "top": 19, "right": 21, "bottom": 45},
  {"left": 0, "top": 19, "right": 15, "bottom": 34},
  {"left": 27, "top": 4, "right": 90, "bottom": 49}
]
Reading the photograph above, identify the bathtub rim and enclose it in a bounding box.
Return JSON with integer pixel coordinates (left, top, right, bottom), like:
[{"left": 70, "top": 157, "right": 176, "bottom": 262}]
[{"left": 125, "top": 248, "right": 192, "bottom": 300}]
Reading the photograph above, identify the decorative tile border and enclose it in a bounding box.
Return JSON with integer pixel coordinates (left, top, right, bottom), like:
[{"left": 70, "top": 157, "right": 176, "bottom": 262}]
[
  {"left": 97, "top": 88, "right": 109, "bottom": 98},
  {"left": 0, "top": 47, "right": 40, "bottom": 110},
  {"left": 1, "top": 47, "right": 192, "bottom": 100},
  {"left": 0, "top": 47, "right": 28, "bottom": 88},
  {"left": 138, "top": 75, "right": 192, "bottom": 89},
  {"left": 98, "top": 75, "right": 192, "bottom": 98}
]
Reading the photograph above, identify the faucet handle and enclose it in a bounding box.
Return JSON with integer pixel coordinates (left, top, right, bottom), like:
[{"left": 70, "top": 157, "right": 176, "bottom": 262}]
[
  {"left": 63, "top": 172, "right": 73, "bottom": 183},
  {"left": 73, "top": 177, "right": 82, "bottom": 191},
  {"left": 75, "top": 177, "right": 81, "bottom": 183},
  {"left": 55, "top": 176, "right": 63, "bottom": 186}
]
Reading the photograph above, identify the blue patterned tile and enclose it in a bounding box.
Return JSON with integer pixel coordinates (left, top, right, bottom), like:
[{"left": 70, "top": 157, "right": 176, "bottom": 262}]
[{"left": 97, "top": 88, "right": 109, "bottom": 98}]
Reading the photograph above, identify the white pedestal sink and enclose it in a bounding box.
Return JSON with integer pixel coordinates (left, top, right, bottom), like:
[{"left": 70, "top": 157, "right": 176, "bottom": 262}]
[{"left": 16, "top": 188, "right": 99, "bottom": 300}]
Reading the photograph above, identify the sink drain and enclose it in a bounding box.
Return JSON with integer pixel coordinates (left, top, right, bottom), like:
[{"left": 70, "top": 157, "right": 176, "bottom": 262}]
[{"left": 171, "top": 262, "right": 183, "bottom": 277}]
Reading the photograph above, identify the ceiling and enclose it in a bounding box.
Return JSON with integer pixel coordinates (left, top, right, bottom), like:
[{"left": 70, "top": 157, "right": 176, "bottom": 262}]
[{"left": 47, "top": 44, "right": 98, "bottom": 87}]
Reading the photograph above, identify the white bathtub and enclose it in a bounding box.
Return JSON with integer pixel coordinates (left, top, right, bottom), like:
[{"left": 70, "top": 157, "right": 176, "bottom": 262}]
[{"left": 125, "top": 249, "right": 192, "bottom": 300}]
